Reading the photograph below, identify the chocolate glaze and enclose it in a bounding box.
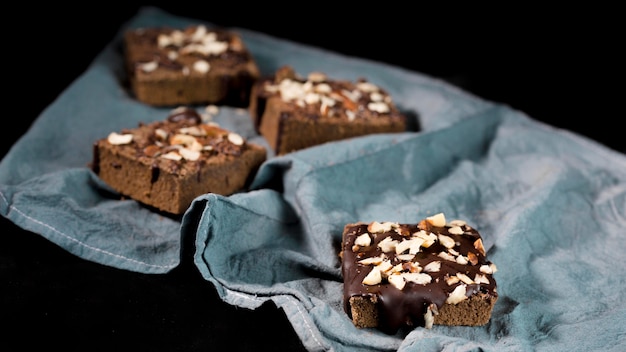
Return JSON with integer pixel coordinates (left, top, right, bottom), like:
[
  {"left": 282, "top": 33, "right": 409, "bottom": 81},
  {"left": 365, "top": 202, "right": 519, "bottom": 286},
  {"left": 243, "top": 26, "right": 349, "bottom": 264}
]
[{"left": 342, "top": 220, "right": 497, "bottom": 334}]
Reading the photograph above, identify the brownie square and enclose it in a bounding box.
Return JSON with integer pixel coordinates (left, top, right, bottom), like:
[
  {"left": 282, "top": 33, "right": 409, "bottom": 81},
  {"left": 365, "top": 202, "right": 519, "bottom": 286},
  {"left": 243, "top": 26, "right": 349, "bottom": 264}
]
[
  {"left": 340, "top": 213, "right": 498, "bottom": 333},
  {"left": 124, "top": 25, "right": 260, "bottom": 107},
  {"left": 249, "top": 66, "right": 407, "bottom": 155},
  {"left": 92, "top": 107, "right": 266, "bottom": 214}
]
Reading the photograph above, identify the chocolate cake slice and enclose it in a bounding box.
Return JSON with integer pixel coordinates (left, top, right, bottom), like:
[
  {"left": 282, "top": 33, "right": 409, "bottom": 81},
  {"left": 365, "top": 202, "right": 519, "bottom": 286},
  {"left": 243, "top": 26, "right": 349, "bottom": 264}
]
[{"left": 340, "top": 213, "right": 498, "bottom": 333}]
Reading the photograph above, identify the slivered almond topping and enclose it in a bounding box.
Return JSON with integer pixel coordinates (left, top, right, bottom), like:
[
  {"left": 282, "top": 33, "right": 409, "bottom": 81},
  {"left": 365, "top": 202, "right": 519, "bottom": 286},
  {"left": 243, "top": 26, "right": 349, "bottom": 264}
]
[
  {"left": 474, "top": 238, "right": 486, "bottom": 256},
  {"left": 449, "top": 219, "right": 467, "bottom": 227},
  {"left": 193, "top": 60, "right": 210, "bottom": 73},
  {"left": 367, "top": 101, "right": 390, "bottom": 114},
  {"left": 448, "top": 226, "right": 464, "bottom": 235},
  {"left": 474, "top": 273, "right": 490, "bottom": 285},
  {"left": 446, "top": 275, "right": 460, "bottom": 285},
  {"left": 368, "top": 221, "right": 396, "bottom": 233},
  {"left": 227, "top": 132, "right": 244, "bottom": 146},
  {"left": 377, "top": 237, "right": 398, "bottom": 253},
  {"left": 455, "top": 255, "right": 469, "bottom": 265},
  {"left": 396, "top": 254, "right": 415, "bottom": 261},
  {"left": 426, "top": 213, "right": 446, "bottom": 227},
  {"left": 358, "top": 254, "right": 384, "bottom": 265},
  {"left": 155, "top": 128, "right": 168, "bottom": 140},
  {"left": 413, "top": 230, "right": 437, "bottom": 247},
  {"left": 107, "top": 132, "right": 133, "bottom": 145},
  {"left": 480, "top": 263, "right": 498, "bottom": 274},
  {"left": 388, "top": 274, "right": 406, "bottom": 290},
  {"left": 354, "top": 233, "right": 371, "bottom": 247},
  {"left": 139, "top": 61, "right": 158, "bottom": 73},
  {"left": 161, "top": 151, "right": 182, "bottom": 161},
  {"left": 456, "top": 273, "right": 474, "bottom": 285},
  {"left": 438, "top": 234, "right": 455, "bottom": 249},
  {"left": 402, "top": 272, "right": 432, "bottom": 285},
  {"left": 438, "top": 251, "right": 456, "bottom": 262},
  {"left": 424, "top": 304, "right": 438, "bottom": 329},
  {"left": 467, "top": 251, "right": 479, "bottom": 265},
  {"left": 362, "top": 267, "right": 382, "bottom": 285},
  {"left": 307, "top": 71, "right": 327, "bottom": 82},
  {"left": 446, "top": 284, "right": 468, "bottom": 304},
  {"left": 395, "top": 238, "right": 424, "bottom": 255},
  {"left": 423, "top": 261, "right": 441, "bottom": 273},
  {"left": 178, "top": 148, "right": 200, "bottom": 161}
]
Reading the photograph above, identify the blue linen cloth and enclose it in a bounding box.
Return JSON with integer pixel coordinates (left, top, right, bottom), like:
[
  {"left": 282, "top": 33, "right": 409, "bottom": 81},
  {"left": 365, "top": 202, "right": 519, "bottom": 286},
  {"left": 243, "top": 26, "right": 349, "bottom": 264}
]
[{"left": 1, "top": 6, "right": 625, "bottom": 352}]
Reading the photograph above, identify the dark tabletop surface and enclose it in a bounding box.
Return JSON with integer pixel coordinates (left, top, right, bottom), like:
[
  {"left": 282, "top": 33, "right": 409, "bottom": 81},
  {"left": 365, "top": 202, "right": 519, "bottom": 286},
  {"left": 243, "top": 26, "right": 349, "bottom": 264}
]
[{"left": 3, "top": 4, "right": 622, "bottom": 351}]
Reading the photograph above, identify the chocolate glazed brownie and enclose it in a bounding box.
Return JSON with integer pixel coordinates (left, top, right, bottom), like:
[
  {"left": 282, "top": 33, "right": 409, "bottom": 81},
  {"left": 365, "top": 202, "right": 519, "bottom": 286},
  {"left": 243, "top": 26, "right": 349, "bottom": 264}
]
[{"left": 340, "top": 213, "right": 498, "bottom": 334}]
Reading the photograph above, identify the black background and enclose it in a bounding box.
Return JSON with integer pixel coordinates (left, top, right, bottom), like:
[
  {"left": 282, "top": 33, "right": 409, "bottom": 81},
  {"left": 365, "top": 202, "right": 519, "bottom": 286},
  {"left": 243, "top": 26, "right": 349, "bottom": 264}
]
[{"left": 3, "top": 4, "right": 623, "bottom": 351}]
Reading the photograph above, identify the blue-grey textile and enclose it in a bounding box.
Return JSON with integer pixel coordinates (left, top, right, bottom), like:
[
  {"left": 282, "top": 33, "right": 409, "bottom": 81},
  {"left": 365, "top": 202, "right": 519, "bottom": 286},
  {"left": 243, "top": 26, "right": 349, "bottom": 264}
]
[{"left": 1, "top": 6, "right": 625, "bottom": 352}]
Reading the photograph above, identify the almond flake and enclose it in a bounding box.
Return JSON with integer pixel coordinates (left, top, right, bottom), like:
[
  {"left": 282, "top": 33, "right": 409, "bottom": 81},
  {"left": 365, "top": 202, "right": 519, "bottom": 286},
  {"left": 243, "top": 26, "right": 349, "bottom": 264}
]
[
  {"left": 448, "top": 226, "right": 464, "bottom": 235},
  {"left": 426, "top": 213, "right": 446, "bottom": 227},
  {"left": 474, "top": 238, "right": 486, "bottom": 256},
  {"left": 388, "top": 274, "right": 406, "bottom": 290},
  {"left": 179, "top": 148, "right": 200, "bottom": 161},
  {"left": 367, "top": 101, "right": 390, "bottom": 114},
  {"left": 455, "top": 255, "right": 469, "bottom": 265},
  {"left": 193, "top": 60, "right": 210, "bottom": 73},
  {"left": 370, "top": 91, "right": 384, "bottom": 102},
  {"left": 161, "top": 151, "right": 182, "bottom": 161},
  {"left": 396, "top": 238, "right": 424, "bottom": 255},
  {"left": 446, "top": 275, "right": 460, "bottom": 285},
  {"left": 446, "top": 284, "right": 468, "bottom": 304},
  {"left": 362, "top": 267, "right": 382, "bottom": 285},
  {"left": 438, "top": 234, "right": 455, "bottom": 248},
  {"left": 413, "top": 230, "right": 437, "bottom": 247},
  {"left": 480, "top": 263, "right": 496, "bottom": 274},
  {"left": 377, "top": 260, "right": 393, "bottom": 275},
  {"left": 140, "top": 61, "right": 158, "bottom": 73},
  {"left": 357, "top": 255, "right": 383, "bottom": 265},
  {"left": 423, "top": 261, "right": 441, "bottom": 273},
  {"left": 474, "top": 273, "right": 490, "bottom": 285},
  {"left": 377, "top": 237, "right": 398, "bottom": 253},
  {"left": 314, "top": 83, "right": 332, "bottom": 94},
  {"left": 449, "top": 219, "right": 467, "bottom": 227},
  {"left": 354, "top": 233, "right": 371, "bottom": 247},
  {"left": 396, "top": 254, "right": 415, "bottom": 262},
  {"left": 356, "top": 81, "right": 378, "bottom": 92},
  {"left": 402, "top": 272, "right": 432, "bottom": 285},
  {"left": 456, "top": 272, "right": 474, "bottom": 284},
  {"left": 155, "top": 128, "right": 168, "bottom": 140},
  {"left": 368, "top": 221, "right": 396, "bottom": 233},
  {"left": 424, "top": 303, "right": 438, "bottom": 329},
  {"left": 107, "top": 132, "right": 133, "bottom": 145},
  {"left": 307, "top": 71, "right": 327, "bottom": 82},
  {"left": 438, "top": 251, "right": 456, "bottom": 262},
  {"left": 227, "top": 132, "right": 244, "bottom": 146}
]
